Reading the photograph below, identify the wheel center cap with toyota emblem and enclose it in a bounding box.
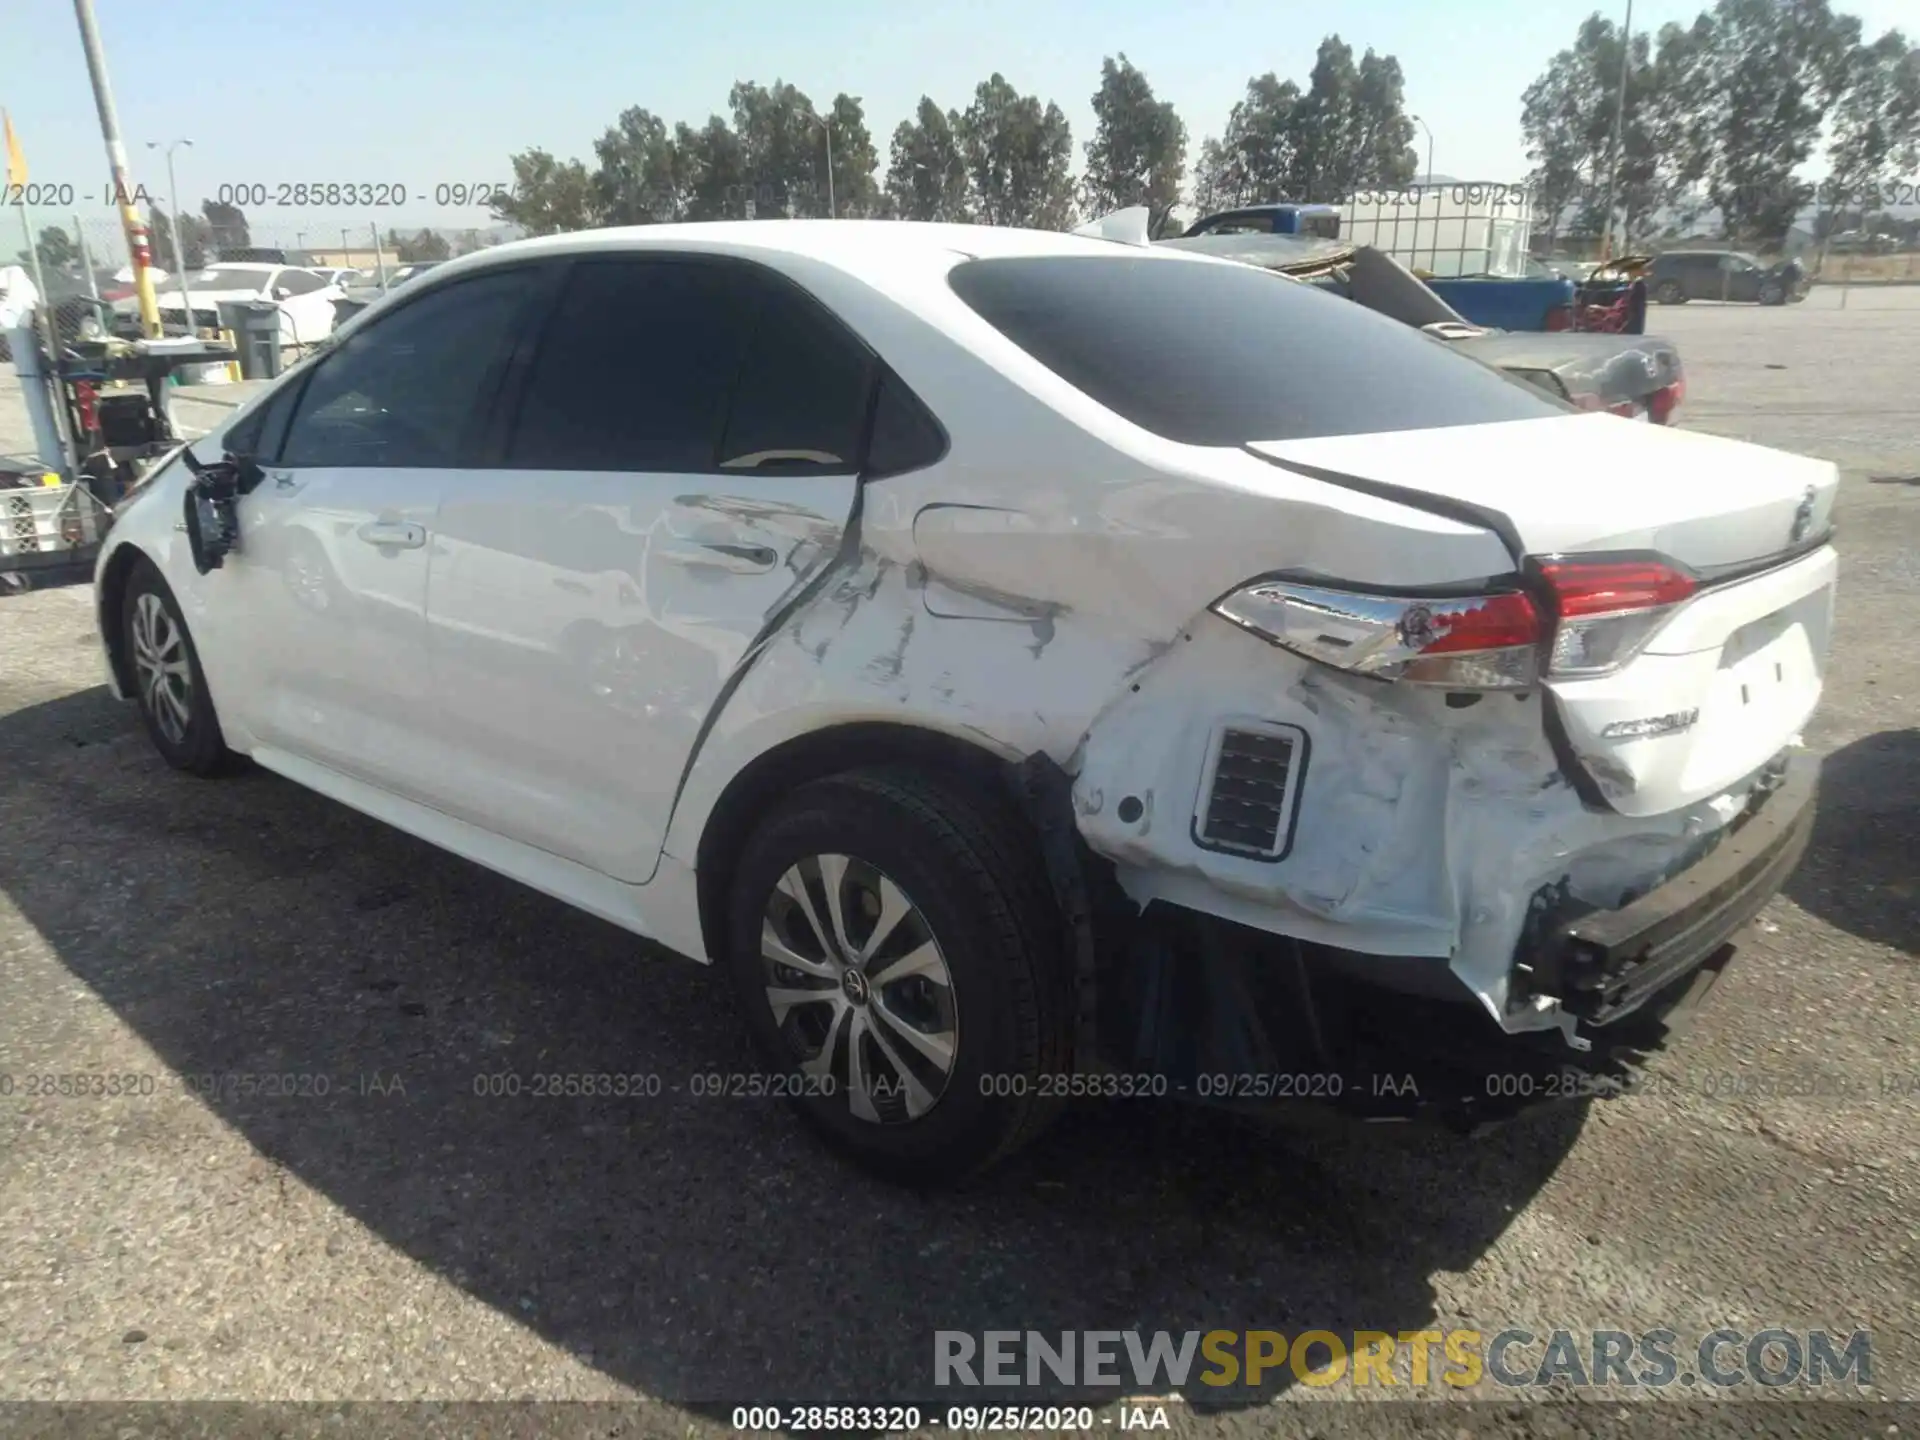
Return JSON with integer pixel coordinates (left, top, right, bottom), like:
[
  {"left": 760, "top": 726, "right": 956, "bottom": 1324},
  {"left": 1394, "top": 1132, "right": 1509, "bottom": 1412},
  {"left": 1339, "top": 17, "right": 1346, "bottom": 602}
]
[{"left": 841, "top": 968, "right": 871, "bottom": 1005}]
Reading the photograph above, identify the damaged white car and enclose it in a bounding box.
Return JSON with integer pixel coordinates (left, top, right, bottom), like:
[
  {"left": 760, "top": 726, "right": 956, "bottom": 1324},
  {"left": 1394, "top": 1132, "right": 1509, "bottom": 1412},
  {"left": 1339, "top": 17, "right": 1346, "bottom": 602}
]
[{"left": 93, "top": 221, "right": 1832, "bottom": 1182}]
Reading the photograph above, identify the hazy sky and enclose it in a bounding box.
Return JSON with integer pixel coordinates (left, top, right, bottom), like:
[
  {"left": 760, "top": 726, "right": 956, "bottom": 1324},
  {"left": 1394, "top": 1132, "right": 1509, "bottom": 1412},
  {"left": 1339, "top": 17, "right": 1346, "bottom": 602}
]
[{"left": 6, "top": 0, "right": 1912, "bottom": 249}]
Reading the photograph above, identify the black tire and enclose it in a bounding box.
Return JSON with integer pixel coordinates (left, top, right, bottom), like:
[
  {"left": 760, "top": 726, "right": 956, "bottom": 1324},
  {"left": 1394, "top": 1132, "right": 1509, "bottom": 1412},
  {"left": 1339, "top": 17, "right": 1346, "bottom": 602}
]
[
  {"left": 121, "top": 557, "right": 235, "bottom": 776},
  {"left": 1758, "top": 280, "right": 1785, "bottom": 306},
  {"left": 1653, "top": 280, "right": 1686, "bottom": 305},
  {"left": 723, "top": 767, "right": 1074, "bottom": 1184}
]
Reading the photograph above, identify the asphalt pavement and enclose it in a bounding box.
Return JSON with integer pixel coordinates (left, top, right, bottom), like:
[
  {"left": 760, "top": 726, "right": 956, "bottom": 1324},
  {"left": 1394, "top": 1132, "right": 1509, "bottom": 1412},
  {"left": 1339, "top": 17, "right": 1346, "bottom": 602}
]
[{"left": 0, "top": 287, "right": 1915, "bottom": 1437}]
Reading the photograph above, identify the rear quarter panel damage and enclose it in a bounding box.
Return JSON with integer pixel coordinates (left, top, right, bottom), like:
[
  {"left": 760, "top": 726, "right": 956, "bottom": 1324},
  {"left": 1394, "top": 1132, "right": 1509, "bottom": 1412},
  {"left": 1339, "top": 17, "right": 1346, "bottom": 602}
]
[{"left": 1073, "top": 618, "right": 1753, "bottom": 1032}]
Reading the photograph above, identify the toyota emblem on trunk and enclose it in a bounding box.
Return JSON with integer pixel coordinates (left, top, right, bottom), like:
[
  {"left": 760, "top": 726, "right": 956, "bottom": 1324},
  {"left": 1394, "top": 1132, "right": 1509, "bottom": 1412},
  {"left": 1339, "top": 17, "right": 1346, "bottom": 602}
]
[{"left": 1790, "top": 486, "right": 1817, "bottom": 544}]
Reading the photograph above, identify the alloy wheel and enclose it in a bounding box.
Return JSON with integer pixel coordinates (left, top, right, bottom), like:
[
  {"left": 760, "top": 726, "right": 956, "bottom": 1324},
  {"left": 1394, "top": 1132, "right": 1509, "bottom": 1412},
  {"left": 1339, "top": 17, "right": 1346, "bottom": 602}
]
[
  {"left": 131, "top": 590, "right": 193, "bottom": 744},
  {"left": 761, "top": 853, "right": 959, "bottom": 1124}
]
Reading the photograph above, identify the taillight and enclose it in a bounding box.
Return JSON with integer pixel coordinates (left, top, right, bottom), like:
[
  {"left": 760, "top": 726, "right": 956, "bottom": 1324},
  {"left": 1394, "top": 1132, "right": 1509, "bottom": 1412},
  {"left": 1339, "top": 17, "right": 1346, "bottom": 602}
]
[
  {"left": 1212, "top": 579, "right": 1543, "bottom": 690},
  {"left": 1535, "top": 556, "right": 1697, "bottom": 677},
  {"left": 1648, "top": 377, "right": 1685, "bottom": 423}
]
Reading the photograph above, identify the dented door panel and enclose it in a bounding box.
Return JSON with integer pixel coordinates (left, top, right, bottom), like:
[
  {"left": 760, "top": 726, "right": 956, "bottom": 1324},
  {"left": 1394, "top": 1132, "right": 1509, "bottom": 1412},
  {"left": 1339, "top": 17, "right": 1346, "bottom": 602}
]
[{"left": 423, "top": 471, "right": 858, "bottom": 883}]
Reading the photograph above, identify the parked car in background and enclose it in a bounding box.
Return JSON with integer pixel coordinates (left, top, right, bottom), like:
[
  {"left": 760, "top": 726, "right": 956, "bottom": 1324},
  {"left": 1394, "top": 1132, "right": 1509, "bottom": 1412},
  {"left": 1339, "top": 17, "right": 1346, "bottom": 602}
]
[
  {"left": 0, "top": 265, "right": 117, "bottom": 359},
  {"left": 1161, "top": 230, "right": 1686, "bottom": 421},
  {"left": 96, "top": 221, "right": 1829, "bottom": 1183},
  {"left": 1649, "top": 250, "right": 1808, "bottom": 305},
  {"left": 110, "top": 262, "right": 344, "bottom": 346},
  {"left": 309, "top": 267, "right": 368, "bottom": 288},
  {"left": 385, "top": 261, "right": 444, "bottom": 287}
]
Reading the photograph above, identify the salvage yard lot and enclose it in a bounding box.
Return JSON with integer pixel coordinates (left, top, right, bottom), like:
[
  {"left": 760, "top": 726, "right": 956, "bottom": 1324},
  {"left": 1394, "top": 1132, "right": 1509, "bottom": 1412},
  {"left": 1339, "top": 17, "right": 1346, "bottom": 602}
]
[{"left": 1, "top": 287, "right": 1916, "bottom": 1433}]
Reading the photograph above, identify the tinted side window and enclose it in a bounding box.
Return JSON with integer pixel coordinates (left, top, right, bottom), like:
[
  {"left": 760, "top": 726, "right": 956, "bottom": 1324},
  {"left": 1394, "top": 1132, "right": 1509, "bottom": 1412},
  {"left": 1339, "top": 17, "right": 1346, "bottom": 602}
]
[
  {"left": 718, "top": 279, "right": 875, "bottom": 473},
  {"left": 276, "top": 270, "right": 326, "bottom": 295},
  {"left": 864, "top": 372, "right": 947, "bottom": 477},
  {"left": 278, "top": 270, "right": 534, "bottom": 469},
  {"left": 505, "top": 260, "right": 757, "bottom": 472}
]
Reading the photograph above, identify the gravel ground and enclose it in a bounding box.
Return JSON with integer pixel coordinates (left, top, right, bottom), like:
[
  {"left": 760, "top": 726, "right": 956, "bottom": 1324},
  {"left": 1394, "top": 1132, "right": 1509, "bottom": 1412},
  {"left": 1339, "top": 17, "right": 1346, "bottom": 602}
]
[{"left": 0, "top": 286, "right": 1915, "bottom": 1438}]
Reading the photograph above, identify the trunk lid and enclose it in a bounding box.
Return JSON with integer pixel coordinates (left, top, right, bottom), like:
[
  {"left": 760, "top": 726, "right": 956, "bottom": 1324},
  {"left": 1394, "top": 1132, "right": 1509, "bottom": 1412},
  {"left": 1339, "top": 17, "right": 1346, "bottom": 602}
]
[
  {"left": 1247, "top": 415, "right": 1839, "bottom": 814},
  {"left": 1246, "top": 413, "right": 1834, "bottom": 573}
]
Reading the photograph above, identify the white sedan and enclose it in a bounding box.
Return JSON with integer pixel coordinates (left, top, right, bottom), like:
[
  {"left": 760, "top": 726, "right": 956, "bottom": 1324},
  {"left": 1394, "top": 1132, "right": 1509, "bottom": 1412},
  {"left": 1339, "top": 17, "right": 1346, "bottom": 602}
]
[
  {"left": 92, "top": 221, "right": 1833, "bottom": 1182},
  {"left": 111, "top": 261, "right": 343, "bottom": 346}
]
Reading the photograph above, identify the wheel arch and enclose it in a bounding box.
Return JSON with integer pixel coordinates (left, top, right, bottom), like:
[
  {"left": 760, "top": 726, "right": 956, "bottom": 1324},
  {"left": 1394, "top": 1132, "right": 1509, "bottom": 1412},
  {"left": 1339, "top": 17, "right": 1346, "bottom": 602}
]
[
  {"left": 690, "top": 720, "right": 1034, "bottom": 970},
  {"left": 96, "top": 540, "right": 151, "bottom": 699}
]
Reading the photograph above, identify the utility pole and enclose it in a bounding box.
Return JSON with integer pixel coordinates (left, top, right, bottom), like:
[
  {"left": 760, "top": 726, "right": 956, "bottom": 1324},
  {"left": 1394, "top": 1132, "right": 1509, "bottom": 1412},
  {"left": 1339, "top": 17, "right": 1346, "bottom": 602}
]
[
  {"left": 149, "top": 139, "right": 194, "bottom": 332},
  {"left": 73, "top": 0, "right": 161, "bottom": 338},
  {"left": 809, "top": 111, "right": 835, "bottom": 218},
  {"left": 1598, "top": 0, "right": 1634, "bottom": 263}
]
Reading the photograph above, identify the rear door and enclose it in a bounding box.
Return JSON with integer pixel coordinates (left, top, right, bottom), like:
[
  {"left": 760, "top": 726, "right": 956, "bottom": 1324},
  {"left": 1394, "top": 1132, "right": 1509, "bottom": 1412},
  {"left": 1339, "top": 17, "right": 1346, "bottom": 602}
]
[{"left": 421, "top": 255, "right": 873, "bottom": 883}]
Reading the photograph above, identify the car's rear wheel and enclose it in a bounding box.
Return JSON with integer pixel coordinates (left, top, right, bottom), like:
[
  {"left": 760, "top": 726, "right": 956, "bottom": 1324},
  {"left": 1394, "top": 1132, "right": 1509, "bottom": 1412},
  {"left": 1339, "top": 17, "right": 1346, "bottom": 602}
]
[
  {"left": 122, "top": 557, "right": 234, "bottom": 776},
  {"left": 1653, "top": 280, "right": 1686, "bottom": 305},
  {"left": 723, "top": 767, "right": 1074, "bottom": 1184}
]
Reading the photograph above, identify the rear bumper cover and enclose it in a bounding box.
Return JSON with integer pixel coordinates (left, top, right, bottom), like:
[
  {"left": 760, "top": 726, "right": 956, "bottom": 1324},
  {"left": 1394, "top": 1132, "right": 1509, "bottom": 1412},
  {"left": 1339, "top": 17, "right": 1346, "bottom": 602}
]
[
  {"left": 1082, "top": 756, "right": 1817, "bottom": 1127},
  {"left": 1519, "top": 755, "right": 1816, "bottom": 1028}
]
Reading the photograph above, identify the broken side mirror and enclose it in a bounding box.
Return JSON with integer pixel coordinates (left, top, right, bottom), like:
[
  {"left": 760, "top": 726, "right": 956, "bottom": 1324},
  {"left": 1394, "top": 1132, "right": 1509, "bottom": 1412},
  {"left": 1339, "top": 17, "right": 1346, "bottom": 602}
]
[{"left": 179, "top": 447, "right": 248, "bottom": 574}]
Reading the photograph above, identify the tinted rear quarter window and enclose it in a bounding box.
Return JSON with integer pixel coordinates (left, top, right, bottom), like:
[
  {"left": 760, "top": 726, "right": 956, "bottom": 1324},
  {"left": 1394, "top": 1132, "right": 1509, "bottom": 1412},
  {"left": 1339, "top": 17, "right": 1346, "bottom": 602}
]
[
  {"left": 865, "top": 372, "right": 948, "bottom": 477},
  {"left": 948, "top": 254, "right": 1570, "bottom": 444}
]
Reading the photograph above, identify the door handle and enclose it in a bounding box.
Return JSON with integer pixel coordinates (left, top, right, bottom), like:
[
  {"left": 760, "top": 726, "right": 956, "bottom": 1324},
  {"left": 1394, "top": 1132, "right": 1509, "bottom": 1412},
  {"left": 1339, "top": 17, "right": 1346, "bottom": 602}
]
[
  {"left": 356, "top": 520, "right": 427, "bottom": 549},
  {"left": 657, "top": 539, "right": 779, "bottom": 574}
]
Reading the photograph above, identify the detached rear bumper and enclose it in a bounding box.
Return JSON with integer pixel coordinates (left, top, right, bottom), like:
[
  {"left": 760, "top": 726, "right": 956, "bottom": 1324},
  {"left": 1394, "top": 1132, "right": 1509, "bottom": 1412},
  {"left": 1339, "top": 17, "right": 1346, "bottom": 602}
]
[
  {"left": 1516, "top": 756, "right": 1817, "bottom": 1028},
  {"left": 1082, "top": 757, "right": 1817, "bottom": 1128}
]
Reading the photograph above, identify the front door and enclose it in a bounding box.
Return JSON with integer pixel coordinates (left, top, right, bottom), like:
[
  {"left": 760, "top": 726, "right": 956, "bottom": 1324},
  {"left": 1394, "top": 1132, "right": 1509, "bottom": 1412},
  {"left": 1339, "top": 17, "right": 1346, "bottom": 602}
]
[
  {"left": 422, "top": 256, "right": 874, "bottom": 883},
  {"left": 212, "top": 266, "right": 545, "bottom": 800}
]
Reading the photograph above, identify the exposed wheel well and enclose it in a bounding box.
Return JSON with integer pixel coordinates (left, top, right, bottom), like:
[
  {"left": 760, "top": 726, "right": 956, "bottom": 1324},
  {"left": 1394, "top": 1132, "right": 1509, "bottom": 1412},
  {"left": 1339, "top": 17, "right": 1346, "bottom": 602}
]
[
  {"left": 97, "top": 543, "right": 149, "bottom": 697},
  {"left": 692, "top": 723, "right": 1026, "bottom": 966}
]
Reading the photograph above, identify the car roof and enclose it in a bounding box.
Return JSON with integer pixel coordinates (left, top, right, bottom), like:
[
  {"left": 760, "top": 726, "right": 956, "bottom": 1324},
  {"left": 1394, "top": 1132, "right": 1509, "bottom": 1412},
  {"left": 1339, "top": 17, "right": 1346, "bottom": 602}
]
[
  {"left": 202, "top": 261, "right": 282, "bottom": 271},
  {"left": 430, "top": 219, "right": 1211, "bottom": 292}
]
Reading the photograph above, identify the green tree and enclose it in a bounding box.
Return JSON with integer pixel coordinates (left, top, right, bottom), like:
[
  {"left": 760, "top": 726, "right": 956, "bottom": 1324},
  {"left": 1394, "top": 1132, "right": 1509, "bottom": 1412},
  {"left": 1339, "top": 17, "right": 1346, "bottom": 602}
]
[
  {"left": 956, "top": 73, "right": 1076, "bottom": 228},
  {"left": 822, "top": 93, "right": 881, "bottom": 217},
  {"left": 1193, "top": 74, "right": 1303, "bottom": 213},
  {"left": 491, "top": 148, "right": 602, "bottom": 235},
  {"left": 1699, "top": 0, "right": 1860, "bottom": 244},
  {"left": 1287, "top": 37, "right": 1361, "bottom": 201},
  {"left": 1521, "top": 14, "right": 1710, "bottom": 245},
  {"left": 730, "top": 80, "right": 829, "bottom": 217},
  {"left": 675, "top": 116, "right": 749, "bottom": 220},
  {"left": 1350, "top": 50, "right": 1420, "bottom": 189},
  {"left": 200, "top": 199, "right": 250, "bottom": 254},
  {"left": 593, "top": 106, "right": 684, "bottom": 223},
  {"left": 1822, "top": 29, "right": 1920, "bottom": 217},
  {"left": 884, "top": 97, "right": 971, "bottom": 220},
  {"left": 1081, "top": 54, "right": 1188, "bottom": 233},
  {"left": 387, "top": 228, "right": 452, "bottom": 262},
  {"left": 27, "top": 224, "right": 79, "bottom": 272}
]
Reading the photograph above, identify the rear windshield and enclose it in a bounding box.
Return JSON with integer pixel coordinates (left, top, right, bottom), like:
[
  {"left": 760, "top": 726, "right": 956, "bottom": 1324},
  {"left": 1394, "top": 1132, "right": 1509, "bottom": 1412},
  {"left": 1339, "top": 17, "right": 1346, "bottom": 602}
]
[{"left": 947, "top": 254, "right": 1569, "bottom": 445}]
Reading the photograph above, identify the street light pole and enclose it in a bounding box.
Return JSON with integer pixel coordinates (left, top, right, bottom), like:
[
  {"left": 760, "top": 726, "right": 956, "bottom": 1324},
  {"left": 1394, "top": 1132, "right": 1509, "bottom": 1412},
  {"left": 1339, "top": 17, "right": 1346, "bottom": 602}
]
[
  {"left": 148, "top": 139, "right": 193, "bottom": 333},
  {"left": 1598, "top": 0, "right": 1634, "bottom": 262},
  {"left": 1410, "top": 115, "right": 1437, "bottom": 271},
  {"left": 1410, "top": 114, "right": 1435, "bottom": 187},
  {"left": 809, "top": 112, "right": 835, "bottom": 218},
  {"left": 73, "top": 0, "right": 161, "bottom": 338}
]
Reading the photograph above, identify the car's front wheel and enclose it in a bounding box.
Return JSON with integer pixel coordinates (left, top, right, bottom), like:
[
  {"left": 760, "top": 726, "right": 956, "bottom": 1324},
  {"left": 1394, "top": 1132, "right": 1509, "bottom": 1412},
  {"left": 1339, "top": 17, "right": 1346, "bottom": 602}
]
[
  {"left": 122, "top": 557, "right": 234, "bottom": 776},
  {"left": 723, "top": 767, "right": 1074, "bottom": 1184},
  {"left": 1758, "top": 279, "right": 1786, "bottom": 306}
]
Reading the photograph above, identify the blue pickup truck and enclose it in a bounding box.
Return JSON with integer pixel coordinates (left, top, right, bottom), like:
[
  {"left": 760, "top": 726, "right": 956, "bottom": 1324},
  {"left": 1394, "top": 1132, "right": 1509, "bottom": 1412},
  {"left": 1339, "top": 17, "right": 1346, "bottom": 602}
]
[{"left": 1183, "top": 204, "right": 1576, "bottom": 332}]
